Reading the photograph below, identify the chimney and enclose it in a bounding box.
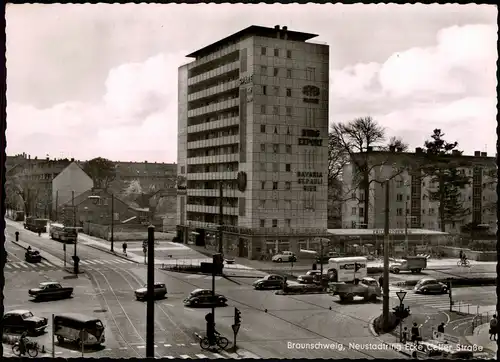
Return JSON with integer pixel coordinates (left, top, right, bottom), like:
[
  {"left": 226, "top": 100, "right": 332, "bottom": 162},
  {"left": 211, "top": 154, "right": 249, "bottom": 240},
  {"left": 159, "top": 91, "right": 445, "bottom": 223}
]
[
  {"left": 389, "top": 145, "right": 396, "bottom": 152},
  {"left": 28, "top": 154, "right": 31, "bottom": 159},
  {"left": 46, "top": 156, "right": 49, "bottom": 161},
  {"left": 415, "top": 147, "right": 423, "bottom": 154},
  {"left": 474, "top": 151, "right": 480, "bottom": 157},
  {"left": 274, "top": 25, "right": 280, "bottom": 38},
  {"left": 282, "top": 26, "right": 288, "bottom": 40},
  {"left": 481, "top": 152, "right": 487, "bottom": 157}
]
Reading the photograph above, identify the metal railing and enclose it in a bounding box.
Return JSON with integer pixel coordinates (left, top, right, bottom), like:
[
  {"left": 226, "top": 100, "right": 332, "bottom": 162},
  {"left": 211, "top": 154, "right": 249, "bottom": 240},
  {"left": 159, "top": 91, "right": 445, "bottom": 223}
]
[{"left": 471, "top": 310, "right": 497, "bottom": 332}]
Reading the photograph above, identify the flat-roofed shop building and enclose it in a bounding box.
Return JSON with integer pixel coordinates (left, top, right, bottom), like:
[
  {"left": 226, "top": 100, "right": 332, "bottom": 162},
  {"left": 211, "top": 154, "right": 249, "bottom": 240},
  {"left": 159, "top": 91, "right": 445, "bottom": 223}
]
[{"left": 177, "top": 25, "right": 330, "bottom": 259}]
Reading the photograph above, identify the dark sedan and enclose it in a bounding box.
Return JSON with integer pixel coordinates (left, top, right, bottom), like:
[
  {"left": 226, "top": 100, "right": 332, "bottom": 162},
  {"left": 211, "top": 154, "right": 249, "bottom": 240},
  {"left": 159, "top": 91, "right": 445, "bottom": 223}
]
[
  {"left": 183, "top": 289, "right": 227, "bottom": 307},
  {"left": 414, "top": 278, "right": 448, "bottom": 294},
  {"left": 253, "top": 275, "right": 285, "bottom": 290},
  {"left": 2, "top": 310, "right": 48, "bottom": 335},
  {"left": 25, "top": 250, "right": 42, "bottom": 263}
]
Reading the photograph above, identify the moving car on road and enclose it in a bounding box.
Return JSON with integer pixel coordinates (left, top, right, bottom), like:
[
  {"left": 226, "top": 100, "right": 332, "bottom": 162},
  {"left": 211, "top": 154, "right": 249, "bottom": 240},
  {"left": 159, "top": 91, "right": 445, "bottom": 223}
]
[
  {"left": 49, "top": 223, "right": 77, "bottom": 243},
  {"left": 272, "top": 251, "right": 297, "bottom": 263},
  {"left": 54, "top": 313, "right": 106, "bottom": 347},
  {"left": 297, "top": 270, "right": 323, "bottom": 284},
  {"left": 135, "top": 283, "right": 167, "bottom": 301},
  {"left": 414, "top": 278, "right": 448, "bottom": 294},
  {"left": 253, "top": 274, "right": 285, "bottom": 290},
  {"left": 326, "top": 256, "right": 367, "bottom": 282},
  {"left": 29, "top": 282, "right": 74, "bottom": 301},
  {"left": 2, "top": 310, "right": 48, "bottom": 335},
  {"left": 25, "top": 249, "right": 42, "bottom": 263},
  {"left": 183, "top": 289, "right": 227, "bottom": 307},
  {"left": 329, "top": 277, "right": 381, "bottom": 302}
]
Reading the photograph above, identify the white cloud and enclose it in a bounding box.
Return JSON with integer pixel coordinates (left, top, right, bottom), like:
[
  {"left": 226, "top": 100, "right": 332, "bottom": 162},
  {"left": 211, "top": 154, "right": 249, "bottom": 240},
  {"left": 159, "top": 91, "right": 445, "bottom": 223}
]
[
  {"left": 330, "top": 23, "right": 497, "bottom": 154},
  {"left": 7, "top": 51, "right": 187, "bottom": 162}
]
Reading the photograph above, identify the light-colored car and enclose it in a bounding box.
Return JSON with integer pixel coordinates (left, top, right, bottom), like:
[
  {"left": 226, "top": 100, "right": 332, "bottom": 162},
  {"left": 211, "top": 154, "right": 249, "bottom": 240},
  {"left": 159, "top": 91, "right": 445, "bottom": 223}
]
[
  {"left": 135, "top": 283, "right": 167, "bottom": 301},
  {"left": 272, "top": 251, "right": 297, "bottom": 263}
]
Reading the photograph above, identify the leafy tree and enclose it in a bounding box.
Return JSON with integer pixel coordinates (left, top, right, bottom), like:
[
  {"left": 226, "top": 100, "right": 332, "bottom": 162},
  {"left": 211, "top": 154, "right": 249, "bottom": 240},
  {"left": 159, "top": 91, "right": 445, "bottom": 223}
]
[
  {"left": 5, "top": 174, "right": 41, "bottom": 217},
  {"left": 331, "top": 116, "right": 407, "bottom": 227},
  {"left": 385, "top": 136, "right": 409, "bottom": 152},
  {"left": 82, "top": 157, "right": 116, "bottom": 189},
  {"left": 422, "top": 129, "right": 470, "bottom": 231}
]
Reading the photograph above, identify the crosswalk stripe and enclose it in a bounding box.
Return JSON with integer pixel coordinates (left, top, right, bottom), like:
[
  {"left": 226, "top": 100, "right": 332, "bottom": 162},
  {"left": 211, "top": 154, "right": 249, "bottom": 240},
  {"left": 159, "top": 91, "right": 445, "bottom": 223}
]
[
  {"left": 195, "top": 354, "right": 208, "bottom": 359},
  {"left": 11, "top": 263, "right": 22, "bottom": 269},
  {"left": 163, "top": 344, "right": 171, "bottom": 347},
  {"left": 186, "top": 275, "right": 203, "bottom": 279},
  {"left": 107, "top": 259, "right": 120, "bottom": 264},
  {"left": 180, "top": 355, "right": 190, "bottom": 359},
  {"left": 163, "top": 356, "right": 175, "bottom": 359},
  {"left": 204, "top": 276, "right": 222, "bottom": 281},
  {"left": 5, "top": 264, "right": 12, "bottom": 269},
  {"left": 212, "top": 353, "right": 224, "bottom": 358},
  {"left": 115, "top": 259, "right": 130, "bottom": 264},
  {"left": 40, "top": 260, "right": 53, "bottom": 267},
  {"left": 85, "top": 260, "right": 98, "bottom": 264},
  {"left": 222, "top": 351, "right": 238, "bottom": 358},
  {"left": 92, "top": 260, "right": 106, "bottom": 264}
]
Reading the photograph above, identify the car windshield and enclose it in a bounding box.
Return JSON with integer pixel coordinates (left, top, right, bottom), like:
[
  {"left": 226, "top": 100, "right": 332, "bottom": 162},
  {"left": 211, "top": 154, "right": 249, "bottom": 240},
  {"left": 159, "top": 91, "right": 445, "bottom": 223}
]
[
  {"left": 22, "top": 312, "right": 34, "bottom": 319},
  {"left": 363, "top": 280, "right": 378, "bottom": 286}
]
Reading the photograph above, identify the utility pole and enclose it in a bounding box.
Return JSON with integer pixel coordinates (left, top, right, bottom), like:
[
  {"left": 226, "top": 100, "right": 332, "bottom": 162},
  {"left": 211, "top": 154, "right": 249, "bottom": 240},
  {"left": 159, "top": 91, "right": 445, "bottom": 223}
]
[
  {"left": 72, "top": 190, "right": 79, "bottom": 274},
  {"left": 218, "top": 182, "right": 223, "bottom": 254},
  {"left": 110, "top": 193, "right": 114, "bottom": 252},
  {"left": 146, "top": 225, "right": 155, "bottom": 357},
  {"left": 320, "top": 239, "right": 324, "bottom": 278},
  {"left": 55, "top": 190, "right": 58, "bottom": 221},
  {"left": 404, "top": 200, "right": 408, "bottom": 257},
  {"left": 383, "top": 180, "right": 390, "bottom": 330}
]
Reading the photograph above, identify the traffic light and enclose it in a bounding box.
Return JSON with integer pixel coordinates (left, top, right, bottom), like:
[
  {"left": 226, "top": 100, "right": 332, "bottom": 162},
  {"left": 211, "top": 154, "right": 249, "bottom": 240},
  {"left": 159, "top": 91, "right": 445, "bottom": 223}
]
[{"left": 234, "top": 308, "right": 241, "bottom": 325}]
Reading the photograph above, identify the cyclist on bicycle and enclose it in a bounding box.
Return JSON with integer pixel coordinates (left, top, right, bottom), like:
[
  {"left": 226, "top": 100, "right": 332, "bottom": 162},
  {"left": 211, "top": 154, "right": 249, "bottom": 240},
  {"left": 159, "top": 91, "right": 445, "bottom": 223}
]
[{"left": 19, "top": 331, "right": 29, "bottom": 355}]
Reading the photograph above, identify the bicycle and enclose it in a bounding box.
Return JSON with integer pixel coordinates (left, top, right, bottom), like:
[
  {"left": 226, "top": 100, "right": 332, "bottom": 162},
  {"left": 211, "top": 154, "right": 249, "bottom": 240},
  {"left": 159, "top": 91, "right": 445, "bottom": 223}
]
[
  {"left": 457, "top": 259, "right": 471, "bottom": 267},
  {"left": 198, "top": 331, "right": 229, "bottom": 351},
  {"left": 12, "top": 340, "right": 40, "bottom": 357}
]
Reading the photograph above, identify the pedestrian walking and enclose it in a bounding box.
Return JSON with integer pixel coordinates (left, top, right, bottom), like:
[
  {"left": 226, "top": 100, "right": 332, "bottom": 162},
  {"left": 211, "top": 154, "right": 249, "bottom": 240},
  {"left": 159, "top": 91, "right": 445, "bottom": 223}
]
[
  {"left": 411, "top": 322, "right": 421, "bottom": 344},
  {"left": 122, "top": 242, "right": 128, "bottom": 256},
  {"left": 437, "top": 322, "right": 445, "bottom": 333},
  {"left": 402, "top": 327, "right": 408, "bottom": 344},
  {"left": 490, "top": 315, "right": 497, "bottom": 341},
  {"left": 378, "top": 276, "right": 383, "bottom": 287}
]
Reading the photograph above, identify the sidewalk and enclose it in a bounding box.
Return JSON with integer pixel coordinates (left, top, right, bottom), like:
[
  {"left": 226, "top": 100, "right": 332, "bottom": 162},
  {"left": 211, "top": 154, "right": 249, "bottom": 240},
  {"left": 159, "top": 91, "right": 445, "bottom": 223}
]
[
  {"left": 9, "top": 238, "right": 65, "bottom": 267},
  {"left": 465, "top": 323, "right": 498, "bottom": 356}
]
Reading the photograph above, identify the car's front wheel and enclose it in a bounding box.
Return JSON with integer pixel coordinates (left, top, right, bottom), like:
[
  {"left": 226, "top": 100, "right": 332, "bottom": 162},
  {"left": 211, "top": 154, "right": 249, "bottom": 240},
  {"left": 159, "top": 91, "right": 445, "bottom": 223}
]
[{"left": 276, "top": 258, "right": 282, "bottom": 262}]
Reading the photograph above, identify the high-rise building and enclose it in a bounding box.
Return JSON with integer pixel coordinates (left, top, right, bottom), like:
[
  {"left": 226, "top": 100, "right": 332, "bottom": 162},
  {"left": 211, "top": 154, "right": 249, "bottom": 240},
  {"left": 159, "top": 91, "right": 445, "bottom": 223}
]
[
  {"left": 177, "top": 25, "right": 330, "bottom": 259},
  {"left": 341, "top": 148, "right": 497, "bottom": 234}
]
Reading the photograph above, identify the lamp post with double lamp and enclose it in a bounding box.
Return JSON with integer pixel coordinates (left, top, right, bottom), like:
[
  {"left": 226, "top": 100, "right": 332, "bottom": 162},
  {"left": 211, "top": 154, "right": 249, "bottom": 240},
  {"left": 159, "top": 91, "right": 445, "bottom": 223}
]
[{"left": 88, "top": 194, "right": 115, "bottom": 252}]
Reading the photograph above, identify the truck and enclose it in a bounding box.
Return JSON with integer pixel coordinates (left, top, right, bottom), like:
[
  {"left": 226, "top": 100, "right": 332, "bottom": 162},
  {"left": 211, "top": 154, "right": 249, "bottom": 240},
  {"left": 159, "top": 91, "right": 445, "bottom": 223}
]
[
  {"left": 28, "top": 282, "right": 74, "bottom": 301},
  {"left": 329, "top": 277, "right": 381, "bottom": 302},
  {"left": 325, "top": 257, "right": 368, "bottom": 282},
  {"left": 24, "top": 217, "right": 49, "bottom": 233},
  {"left": 389, "top": 256, "right": 427, "bottom": 274}
]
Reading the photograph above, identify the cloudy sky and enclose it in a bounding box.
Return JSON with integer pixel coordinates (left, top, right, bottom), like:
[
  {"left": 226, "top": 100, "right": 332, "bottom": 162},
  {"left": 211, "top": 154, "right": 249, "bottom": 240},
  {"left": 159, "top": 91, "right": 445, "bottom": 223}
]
[{"left": 6, "top": 4, "right": 497, "bottom": 163}]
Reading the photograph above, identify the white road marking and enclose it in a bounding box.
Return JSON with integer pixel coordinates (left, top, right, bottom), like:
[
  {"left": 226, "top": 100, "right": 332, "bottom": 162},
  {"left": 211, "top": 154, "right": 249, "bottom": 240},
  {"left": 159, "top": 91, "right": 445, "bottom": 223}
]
[
  {"left": 92, "top": 260, "right": 106, "bottom": 264},
  {"left": 177, "top": 343, "right": 185, "bottom": 346},
  {"left": 119, "top": 347, "right": 128, "bottom": 350},
  {"left": 5, "top": 264, "right": 12, "bottom": 269},
  {"left": 40, "top": 260, "right": 53, "bottom": 267},
  {"left": 163, "top": 344, "right": 171, "bottom": 347},
  {"left": 137, "top": 346, "right": 145, "bottom": 349},
  {"left": 163, "top": 356, "right": 175, "bottom": 359},
  {"left": 85, "top": 260, "right": 98, "bottom": 264},
  {"left": 195, "top": 354, "right": 208, "bottom": 359},
  {"left": 11, "top": 263, "right": 22, "bottom": 269},
  {"left": 180, "top": 355, "right": 190, "bottom": 359},
  {"left": 186, "top": 275, "right": 203, "bottom": 279},
  {"left": 212, "top": 353, "right": 224, "bottom": 358},
  {"left": 190, "top": 342, "right": 198, "bottom": 346}
]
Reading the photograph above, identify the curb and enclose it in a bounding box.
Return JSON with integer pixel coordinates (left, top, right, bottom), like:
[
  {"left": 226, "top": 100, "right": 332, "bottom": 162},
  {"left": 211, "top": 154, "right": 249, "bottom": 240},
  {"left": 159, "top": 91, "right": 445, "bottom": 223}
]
[
  {"left": 83, "top": 243, "right": 140, "bottom": 264},
  {"left": 367, "top": 315, "right": 413, "bottom": 358}
]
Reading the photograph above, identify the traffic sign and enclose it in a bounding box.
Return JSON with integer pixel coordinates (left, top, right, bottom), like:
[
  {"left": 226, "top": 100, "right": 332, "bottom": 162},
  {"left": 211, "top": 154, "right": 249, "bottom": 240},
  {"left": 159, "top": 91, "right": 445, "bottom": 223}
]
[
  {"left": 396, "top": 290, "right": 407, "bottom": 303},
  {"left": 231, "top": 324, "right": 240, "bottom": 335}
]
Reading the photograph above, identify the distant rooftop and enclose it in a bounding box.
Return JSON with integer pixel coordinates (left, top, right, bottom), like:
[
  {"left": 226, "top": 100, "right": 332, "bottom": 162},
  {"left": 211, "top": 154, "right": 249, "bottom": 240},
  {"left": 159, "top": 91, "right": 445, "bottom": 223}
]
[{"left": 187, "top": 25, "right": 319, "bottom": 59}]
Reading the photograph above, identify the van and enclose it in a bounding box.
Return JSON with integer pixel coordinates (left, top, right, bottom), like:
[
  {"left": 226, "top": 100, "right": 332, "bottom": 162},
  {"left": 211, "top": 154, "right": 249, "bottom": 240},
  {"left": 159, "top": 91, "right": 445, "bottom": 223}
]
[
  {"left": 54, "top": 313, "right": 105, "bottom": 347},
  {"left": 327, "top": 257, "right": 367, "bottom": 282}
]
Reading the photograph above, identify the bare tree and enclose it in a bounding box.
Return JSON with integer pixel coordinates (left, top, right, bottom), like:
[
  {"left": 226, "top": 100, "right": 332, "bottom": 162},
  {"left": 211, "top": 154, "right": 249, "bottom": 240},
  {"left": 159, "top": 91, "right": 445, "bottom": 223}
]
[
  {"left": 385, "top": 136, "right": 409, "bottom": 152},
  {"left": 331, "top": 116, "right": 400, "bottom": 227},
  {"left": 5, "top": 174, "right": 41, "bottom": 217}
]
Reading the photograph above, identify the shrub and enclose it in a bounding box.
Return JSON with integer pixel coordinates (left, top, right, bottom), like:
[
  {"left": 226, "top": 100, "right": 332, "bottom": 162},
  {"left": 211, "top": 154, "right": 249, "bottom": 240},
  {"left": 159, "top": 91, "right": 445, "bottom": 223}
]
[{"left": 468, "top": 240, "right": 496, "bottom": 251}]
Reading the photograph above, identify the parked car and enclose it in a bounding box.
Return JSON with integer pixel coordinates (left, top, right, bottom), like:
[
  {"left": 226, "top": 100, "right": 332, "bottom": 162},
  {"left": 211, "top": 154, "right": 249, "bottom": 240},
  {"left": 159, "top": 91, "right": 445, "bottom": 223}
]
[
  {"left": 272, "top": 251, "right": 297, "bottom": 263},
  {"left": 414, "top": 278, "right": 448, "bottom": 294},
  {"left": 25, "top": 250, "right": 42, "bottom": 263},
  {"left": 29, "top": 282, "right": 74, "bottom": 301},
  {"left": 183, "top": 289, "right": 227, "bottom": 307},
  {"left": 2, "top": 310, "right": 48, "bottom": 335},
  {"left": 253, "top": 275, "right": 285, "bottom": 290},
  {"left": 135, "top": 283, "right": 167, "bottom": 301}
]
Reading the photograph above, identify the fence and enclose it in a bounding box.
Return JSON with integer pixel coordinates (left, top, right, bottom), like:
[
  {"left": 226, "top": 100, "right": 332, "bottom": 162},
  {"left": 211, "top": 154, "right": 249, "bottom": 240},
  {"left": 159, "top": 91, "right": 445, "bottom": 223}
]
[{"left": 471, "top": 310, "right": 497, "bottom": 334}]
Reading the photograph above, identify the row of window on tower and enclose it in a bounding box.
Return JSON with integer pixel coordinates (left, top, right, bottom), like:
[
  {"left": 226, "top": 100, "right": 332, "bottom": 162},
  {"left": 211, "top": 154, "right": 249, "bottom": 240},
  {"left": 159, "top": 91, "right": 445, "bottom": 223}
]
[
  {"left": 260, "top": 47, "right": 292, "bottom": 59},
  {"left": 260, "top": 218, "right": 291, "bottom": 228},
  {"left": 259, "top": 65, "right": 316, "bottom": 81}
]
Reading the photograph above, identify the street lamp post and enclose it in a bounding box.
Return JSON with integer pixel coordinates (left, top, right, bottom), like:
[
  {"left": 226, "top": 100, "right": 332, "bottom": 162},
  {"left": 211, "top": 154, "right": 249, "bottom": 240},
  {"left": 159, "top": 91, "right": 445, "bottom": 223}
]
[
  {"left": 383, "top": 180, "right": 390, "bottom": 331},
  {"left": 110, "top": 194, "right": 114, "bottom": 252}
]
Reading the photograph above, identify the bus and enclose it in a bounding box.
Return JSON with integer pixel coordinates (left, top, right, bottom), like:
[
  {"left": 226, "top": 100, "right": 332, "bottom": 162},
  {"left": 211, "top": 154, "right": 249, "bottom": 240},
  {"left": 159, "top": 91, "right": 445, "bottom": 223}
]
[
  {"left": 326, "top": 257, "right": 368, "bottom": 282},
  {"left": 49, "top": 223, "right": 78, "bottom": 243},
  {"left": 53, "top": 313, "right": 105, "bottom": 347}
]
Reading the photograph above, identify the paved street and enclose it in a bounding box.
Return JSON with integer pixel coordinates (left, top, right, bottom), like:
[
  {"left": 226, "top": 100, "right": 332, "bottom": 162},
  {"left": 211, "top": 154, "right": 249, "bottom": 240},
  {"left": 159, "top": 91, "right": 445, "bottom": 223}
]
[{"left": 5, "top": 219, "right": 407, "bottom": 359}]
